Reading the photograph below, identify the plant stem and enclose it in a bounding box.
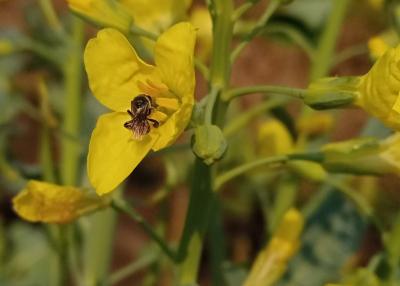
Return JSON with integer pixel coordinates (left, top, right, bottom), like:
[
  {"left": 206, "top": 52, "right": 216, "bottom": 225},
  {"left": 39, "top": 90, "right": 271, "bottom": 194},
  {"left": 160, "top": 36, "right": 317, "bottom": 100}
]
[
  {"left": 177, "top": 158, "right": 214, "bottom": 285},
  {"left": 177, "top": 0, "right": 234, "bottom": 284},
  {"left": 214, "top": 155, "right": 288, "bottom": 191},
  {"left": 223, "top": 85, "right": 308, "bottom": 101},
  {"left": 223, "top": 97, "right": 289, "bottom": 137},
  {"left": 232, "top": 2, "right": 254, "bottom": 21},
  {"left": 130, "top": 25, "right": 159, "bottom": 41},
  {"left": 108, "top": 250, "right": 158, "bottom": 285},
  {"left": 111, "top": 199, "right": 177, "bottom": 261},
  {"left": 310, "top": 0, "right": 349, "bottom": 80},
  {"left": 60, "top": 17, "right": 84, "bottom": 186},
  {"left": 231, "top": 0, "right": 280, "bottom": 62},
  {"left": 38, "top": 0, "right": 63, "bottom": 33}
]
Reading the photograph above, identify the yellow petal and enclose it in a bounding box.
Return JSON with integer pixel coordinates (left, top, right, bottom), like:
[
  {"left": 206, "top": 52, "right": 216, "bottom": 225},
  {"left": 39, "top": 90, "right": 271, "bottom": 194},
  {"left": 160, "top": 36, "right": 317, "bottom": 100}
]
[
  {"left": 152, "top": 22, "right": 196, "bottom": 150},
  {"left": 87, "top": 112, "right": 158, "bottom": 195},
  {"left": 84, "top": 28, "right": 159, "bottom": 112},
  {"left": 12, "top": 180, "right": 107, "bottom": 224},
  {"left": 155, "top": 22, "right": 196, "bottom": 99}
]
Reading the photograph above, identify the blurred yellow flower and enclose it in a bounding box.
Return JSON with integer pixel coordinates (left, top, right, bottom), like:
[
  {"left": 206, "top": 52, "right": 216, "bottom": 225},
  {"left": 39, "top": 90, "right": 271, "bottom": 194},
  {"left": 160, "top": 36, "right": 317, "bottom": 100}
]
[
  {"left": 257, "top": 119, "right": 293, "bottom": 156},
  {"left": 120, "top": 0, "right": 191, "bottom": 34},
  {"left": 190, "top": 7, "right": 212, "bottom": 61},
  {"left": 356, "top": 44, "right": 400, "bottom": 130},
  {"left": 0, "top": 40, "right": 13, "bottom": 55},
  {"left": 368, "top": 30, "right": 398, "bottom": 60},
  {"left": 243, "top": 208, "right": 304, "bottom": 286},
  {"left": 67, "top": 0, "right": 132, "bottom": 32},
  {"left": 296, "top": 112, "right": 334, "bottom": 136},
  {"left": 13, "top": 180, "right": 109, "bottom": 224},
  {"left": 367, "top": 0, "right": 384, "bottom": 10},
  {"left": 84, "top": 23, "right": 195, "bottom": 195}
]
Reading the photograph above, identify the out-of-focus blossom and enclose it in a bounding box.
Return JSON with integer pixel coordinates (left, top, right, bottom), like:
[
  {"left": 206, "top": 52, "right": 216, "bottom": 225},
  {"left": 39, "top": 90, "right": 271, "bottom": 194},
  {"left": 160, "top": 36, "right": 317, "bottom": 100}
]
[
  {"left": 368, "top": 30, "right": 398, "bottom": 60},
  {"left": 120, "top": 0, "right": 191, "bottom": 34},
  {"left": 190, "top": 7, "right": 212, "bottom": 61},
  {"left": 0, "top": 40, "right": 13, "bottom": 55},
  {"left": 243, "top": 208, "right": 304, "bottom": 286},
  {"left": 296, "top": 112, "right": 334, "bottom": 136},
  {"left": 84, "top": 23, "right": 195, "bottom": 195},
  {"left": 67, "top": 0, "right": 132, "bottom": 33},
  {"left": 13, "top": 180, "right": 109, "bottom": 224},
  {"left": 257, "top": 119, "right": 293, "bottom": 156}
]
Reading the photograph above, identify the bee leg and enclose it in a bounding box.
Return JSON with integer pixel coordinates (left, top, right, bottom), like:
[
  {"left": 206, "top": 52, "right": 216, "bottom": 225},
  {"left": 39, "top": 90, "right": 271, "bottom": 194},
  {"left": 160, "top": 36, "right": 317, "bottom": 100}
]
[
  {"left": 124, "top": 120, "right": 134, "bottom": 130},
  {"left": 127, "top": 109, "right": 135, "bottom": 118},
  {"left": 148, "top": 118, "right": 159, "bottom": 128}
]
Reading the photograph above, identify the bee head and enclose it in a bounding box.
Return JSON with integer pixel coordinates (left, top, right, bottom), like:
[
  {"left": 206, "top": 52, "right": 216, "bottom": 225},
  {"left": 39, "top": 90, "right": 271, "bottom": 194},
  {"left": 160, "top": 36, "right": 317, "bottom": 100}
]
[{"left": 133, "top": 95, "right": 149, "bottom": 109}]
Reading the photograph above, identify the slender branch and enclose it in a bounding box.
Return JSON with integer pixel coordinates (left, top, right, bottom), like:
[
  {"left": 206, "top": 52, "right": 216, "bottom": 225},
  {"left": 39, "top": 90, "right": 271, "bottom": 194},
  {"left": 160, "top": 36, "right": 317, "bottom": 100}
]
[
  {"left": 214, "top": 152, "right": 323, "bottom": 191},
  {"left": 232, "top": 2, "right": 254, "bottom": 21},
  {"left": 214, "top": 155, "right": 288, "bottom": 191},
  {"left": 223, "top": 85, "right": 308, "bottom": 101},
  {"left": 263, "top": 23, "right": 315, "bottom": 59},
  {"left": 310, "top": 0, "right": 349, "bottom": 80},
  {"left": 38, "top": 0, "right": 64, "bottom": 33},
  {"left": 231, "top": 0, "right": 281, "bottom": 62},
  {"left": 108, "top": 251, "right": 157, "bottom": 285},
  {"left": 111, "top": 199, "right": 178, "bottom": 261},
  {"left": 223, "top": 97, "right": 289, "bottom": 137}
]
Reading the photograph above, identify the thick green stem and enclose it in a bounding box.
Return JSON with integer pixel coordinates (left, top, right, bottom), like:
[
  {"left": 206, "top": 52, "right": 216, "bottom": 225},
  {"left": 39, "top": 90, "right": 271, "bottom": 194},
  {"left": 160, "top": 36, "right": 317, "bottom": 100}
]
[
  {"left": 310, "top": 0, "right": 349, "bottom": 80},
  {"left": 177, "top": 159, "right": 214, "bottom": 285},
  {"left": 60, "top": 17, "right": 84, "bottom": 186},
  {"left": 176, "top": 1, "right": 234, "bottom": 284}
]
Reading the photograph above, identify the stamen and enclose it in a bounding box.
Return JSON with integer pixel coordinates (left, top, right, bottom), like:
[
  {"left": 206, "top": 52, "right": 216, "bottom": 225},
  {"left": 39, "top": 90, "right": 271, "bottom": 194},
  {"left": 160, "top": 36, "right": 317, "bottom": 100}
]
[
  {"left": 155, "top": 97, "right": 180, "bottom": 111},
  {"left": 150, "top": 110, "right": 168, "bottom": 122}
]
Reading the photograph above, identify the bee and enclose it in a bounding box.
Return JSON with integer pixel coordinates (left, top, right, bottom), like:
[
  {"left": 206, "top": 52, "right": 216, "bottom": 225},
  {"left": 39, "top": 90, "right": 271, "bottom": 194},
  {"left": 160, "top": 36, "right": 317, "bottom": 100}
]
[{"left": 124, "top": 94, "right": 159, "bottom": 139}]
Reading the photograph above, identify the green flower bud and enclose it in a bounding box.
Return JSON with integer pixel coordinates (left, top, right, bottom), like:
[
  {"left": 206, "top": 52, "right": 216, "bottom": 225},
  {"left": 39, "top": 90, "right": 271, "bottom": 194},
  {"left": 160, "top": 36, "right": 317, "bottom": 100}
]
[
  {"left": 321, "top": 134, "right": 400, "bottom": 176},
  {"left": 305, "top": 77, "right": 359, "bottom": 110},
  {"left": 192, "top": 125, "right": 227, "bottom": 165}
]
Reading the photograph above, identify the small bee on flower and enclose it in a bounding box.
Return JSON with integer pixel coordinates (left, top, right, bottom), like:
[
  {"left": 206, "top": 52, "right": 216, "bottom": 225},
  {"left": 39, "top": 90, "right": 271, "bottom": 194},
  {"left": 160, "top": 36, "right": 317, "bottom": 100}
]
[{"left": 124, "top": 95, "right": 159, "bottom": 139}]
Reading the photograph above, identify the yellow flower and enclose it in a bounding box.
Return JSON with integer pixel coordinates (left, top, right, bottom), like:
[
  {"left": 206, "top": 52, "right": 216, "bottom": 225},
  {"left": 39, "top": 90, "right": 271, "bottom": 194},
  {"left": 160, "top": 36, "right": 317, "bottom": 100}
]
[
  {"left": 120, "top": 0, "right": 192, "bottom": 34},
  {"left": 190, "top": 7, "right": 212, "bottom": 61},
  {"left": 367, "top": 0, "right": 384, "bottom": 10},
  {"left": 296, "top": 113, "right": 334, "bottom": 136},
  {"left": 84, "top": 22, "right": 195, "bottom": 195},
  {"left": 257, "top": 119, "right": 293, "bottom": 156},
  {"left": 356, "top": 44, "right": 400, "bottom": 130},
  {"left": 243, "top": 209, "right": 304, "bottom": 286},
  {"left": 67, "top": 0, "right": 132, "bottom": 33},
  {"left": 0, "top": 40, "right": 13, "bottom": 55},
  {"left": 13, "top": 180, "right": 109, "bottom": 224},
  {"left": 368, "top": 30, "right": 398, "bottom": 60}
]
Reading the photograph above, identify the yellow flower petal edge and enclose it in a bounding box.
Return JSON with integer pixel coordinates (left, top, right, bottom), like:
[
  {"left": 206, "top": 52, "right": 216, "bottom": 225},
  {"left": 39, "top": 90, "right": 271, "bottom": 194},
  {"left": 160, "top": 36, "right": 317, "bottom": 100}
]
[
  {"left": 357, "top": 44, "right": 400, "bottom": 130},
  {"left": 153, "top": 22, "right": 196, "bottom": 150},
  {"left": 87, "top": 112, "right": 158, "bottom": 195},
  {"left": 12, "top": 180, "right": 109, "bottom": 224},
  {"left": 85, "top": 22, "right": 195, "bottom": 195}
]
